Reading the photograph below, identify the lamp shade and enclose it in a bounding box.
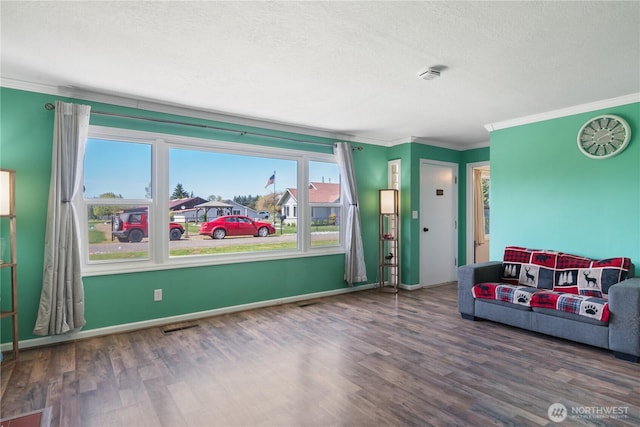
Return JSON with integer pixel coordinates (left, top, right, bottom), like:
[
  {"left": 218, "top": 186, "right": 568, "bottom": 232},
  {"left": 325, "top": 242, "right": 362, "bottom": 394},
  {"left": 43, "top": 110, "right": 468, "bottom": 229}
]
[
  {"left": 379, "top": 189, "right": 398, "bottom": 215},
  {"left": 0, "top": 169, "right": 14, "bottom": 216}
]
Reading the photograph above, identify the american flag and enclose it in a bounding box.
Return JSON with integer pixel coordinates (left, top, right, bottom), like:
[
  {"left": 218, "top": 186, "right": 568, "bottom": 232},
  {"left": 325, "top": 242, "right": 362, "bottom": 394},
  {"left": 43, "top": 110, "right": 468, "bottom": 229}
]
[{"left": 264, "top": 172, "right": 275, "bottom": 188}]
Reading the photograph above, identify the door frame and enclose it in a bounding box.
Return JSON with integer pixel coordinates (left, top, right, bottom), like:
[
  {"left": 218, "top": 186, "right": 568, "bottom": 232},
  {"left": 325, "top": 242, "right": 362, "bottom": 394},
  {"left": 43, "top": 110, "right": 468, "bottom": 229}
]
[
  {"left": 419, "top": 159, "right": 458, "bottom": 287},
  {"left": 466, "top": 161, "right": 490, "bottom": 265}
]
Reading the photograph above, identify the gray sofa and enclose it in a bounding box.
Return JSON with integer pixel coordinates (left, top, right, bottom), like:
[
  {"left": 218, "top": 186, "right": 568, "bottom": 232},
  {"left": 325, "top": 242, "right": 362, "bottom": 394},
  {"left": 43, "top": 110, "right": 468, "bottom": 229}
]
[{"left": 458, "top": 247, "right": 640, "bottom": 362}]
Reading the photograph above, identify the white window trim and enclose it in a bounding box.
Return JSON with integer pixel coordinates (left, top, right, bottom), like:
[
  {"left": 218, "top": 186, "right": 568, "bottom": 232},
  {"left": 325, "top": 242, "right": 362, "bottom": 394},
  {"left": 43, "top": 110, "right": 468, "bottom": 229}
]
[{"left": 78, "top": 125, "right": 345, "bottom": 276}]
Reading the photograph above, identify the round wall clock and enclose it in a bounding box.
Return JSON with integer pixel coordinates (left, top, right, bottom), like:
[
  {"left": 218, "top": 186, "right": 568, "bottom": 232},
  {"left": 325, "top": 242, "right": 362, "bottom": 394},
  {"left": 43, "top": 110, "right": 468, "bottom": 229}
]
[{"left": 577, "top": 114, "right": 631, "bottom": 159}]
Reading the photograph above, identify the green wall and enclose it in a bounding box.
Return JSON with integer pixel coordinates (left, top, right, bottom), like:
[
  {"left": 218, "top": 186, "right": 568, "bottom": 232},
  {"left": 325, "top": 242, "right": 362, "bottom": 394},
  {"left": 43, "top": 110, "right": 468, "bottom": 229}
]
[
  {"left": 0, "top": 87, "right": 485, "bottom": 344},
  {"left": 0, "top": 88, "right": 371, "bottom": 343},
  {"left": 11, "top": 86, "right": 635, "bottom": 345},
  {"left": 490, "top": 102, "right": 640, "bottom": 271},
  {"left": 391, "top": 143, "right": 490, "bottom": 285}
]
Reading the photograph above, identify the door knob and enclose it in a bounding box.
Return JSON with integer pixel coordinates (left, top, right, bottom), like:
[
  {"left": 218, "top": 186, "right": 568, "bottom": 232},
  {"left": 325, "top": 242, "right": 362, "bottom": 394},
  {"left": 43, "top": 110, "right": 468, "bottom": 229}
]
[{"left": 423, "top": 227, "right": 429, "bottom": 232}]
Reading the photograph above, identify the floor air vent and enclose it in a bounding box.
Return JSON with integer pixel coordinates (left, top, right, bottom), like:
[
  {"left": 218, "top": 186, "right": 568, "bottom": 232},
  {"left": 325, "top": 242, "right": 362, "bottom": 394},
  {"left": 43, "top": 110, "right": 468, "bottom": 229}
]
[
  {"left": 162, "top": 324, "right": 199, "bottom": 335},
  {"left": 298, "top": 302, "right": 319, "bottom": 308}
]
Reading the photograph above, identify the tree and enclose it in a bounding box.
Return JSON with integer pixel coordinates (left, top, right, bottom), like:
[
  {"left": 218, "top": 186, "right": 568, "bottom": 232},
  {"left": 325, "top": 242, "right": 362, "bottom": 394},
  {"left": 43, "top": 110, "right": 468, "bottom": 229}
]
[
  {"left": 255, "top": 193, "right": 282, "bottom": 212},
  {"left": 233, "top": 194, "right": 258, "bottom": 209},
  {"left": 92, "top": 192, "right": 123, "bottom": 218},
  {"left": 171, "top": 183, "right": 191, "bottom": 200}
]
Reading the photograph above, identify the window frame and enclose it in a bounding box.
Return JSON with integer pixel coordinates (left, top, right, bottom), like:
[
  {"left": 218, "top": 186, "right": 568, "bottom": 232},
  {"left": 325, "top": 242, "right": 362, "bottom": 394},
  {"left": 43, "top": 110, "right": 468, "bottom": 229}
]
[{"left": 78, "top": 125, "right": 345, "bottom": 276}]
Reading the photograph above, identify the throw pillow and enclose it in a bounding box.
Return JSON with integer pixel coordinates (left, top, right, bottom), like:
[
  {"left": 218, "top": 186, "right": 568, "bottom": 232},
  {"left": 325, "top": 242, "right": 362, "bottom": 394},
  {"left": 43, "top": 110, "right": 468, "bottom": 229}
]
[
  {"left": 553, "top": 256, "right": 631, "bottom": 297},
  {"left": 501, "top": 246, "right": 558, "bottom": 289}
]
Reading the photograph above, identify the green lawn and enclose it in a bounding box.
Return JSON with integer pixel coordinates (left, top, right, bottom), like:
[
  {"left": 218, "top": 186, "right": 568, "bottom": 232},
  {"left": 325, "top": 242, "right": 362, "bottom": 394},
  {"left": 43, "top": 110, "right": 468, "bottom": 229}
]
[
  {"left": 88, "top": 219, "right": 338, "bottom": 260},
  {"left": 88, "top": 222, "right": 107, "bottom": 244},
  {"left": 89, "top": 237, "right": 339, "bottom": 260}
]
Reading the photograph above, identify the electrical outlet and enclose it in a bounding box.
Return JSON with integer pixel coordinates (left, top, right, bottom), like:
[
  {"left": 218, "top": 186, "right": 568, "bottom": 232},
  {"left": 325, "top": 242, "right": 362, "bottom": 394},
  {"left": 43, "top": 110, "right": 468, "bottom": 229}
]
[{"left": 154, "top": 289, "right": 162, "bottom": 302}]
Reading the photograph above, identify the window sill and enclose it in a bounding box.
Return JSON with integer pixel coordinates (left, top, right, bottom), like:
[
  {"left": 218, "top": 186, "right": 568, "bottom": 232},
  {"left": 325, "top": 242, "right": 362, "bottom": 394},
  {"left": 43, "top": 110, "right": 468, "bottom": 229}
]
[{"left": 82, "top": 247, "right": 346, "bottom": 277}]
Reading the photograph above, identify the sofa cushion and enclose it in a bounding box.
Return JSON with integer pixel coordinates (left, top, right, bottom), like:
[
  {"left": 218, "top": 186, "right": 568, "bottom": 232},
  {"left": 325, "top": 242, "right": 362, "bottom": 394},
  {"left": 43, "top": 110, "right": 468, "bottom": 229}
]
[
  {"left": 472, "top": 282, "right": 541, "bottom": 309},
  {"left": 530, "top": 290, "right": 610, "bottom": 323},
  {"left": 531, "top": 307, "right": 609, "bottom": 326},
  {"left": 501, "top": 246, "right": 559, "bottom": 289},
  {"left": 553, "top": 256, "right": 631, "bottom": 298}
]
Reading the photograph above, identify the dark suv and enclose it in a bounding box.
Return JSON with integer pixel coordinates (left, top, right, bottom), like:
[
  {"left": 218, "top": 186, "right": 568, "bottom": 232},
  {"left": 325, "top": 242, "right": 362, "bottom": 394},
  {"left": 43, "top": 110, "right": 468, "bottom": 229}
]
[{"left": 112, "top": 210, "right": 184, "bottom": 243}]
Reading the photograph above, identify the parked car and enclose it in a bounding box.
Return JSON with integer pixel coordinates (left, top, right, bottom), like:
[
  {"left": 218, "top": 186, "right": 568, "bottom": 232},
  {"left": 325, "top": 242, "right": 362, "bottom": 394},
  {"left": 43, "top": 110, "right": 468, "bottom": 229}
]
[
  {"left": 199, "top": 215, "right": 275, "bottom": 239},
  {"left": 257, "top": 210, "right": 270, "bottom": 219},
  {"left": 112, "top": 210, "right": 184, "bottom": 243}
]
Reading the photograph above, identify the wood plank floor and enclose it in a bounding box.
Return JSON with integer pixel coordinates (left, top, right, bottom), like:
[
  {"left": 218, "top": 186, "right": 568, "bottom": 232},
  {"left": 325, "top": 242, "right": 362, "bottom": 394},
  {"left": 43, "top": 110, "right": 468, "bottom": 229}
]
[{"left": 1, "top": 283, "right": 638, "bottom": 426}]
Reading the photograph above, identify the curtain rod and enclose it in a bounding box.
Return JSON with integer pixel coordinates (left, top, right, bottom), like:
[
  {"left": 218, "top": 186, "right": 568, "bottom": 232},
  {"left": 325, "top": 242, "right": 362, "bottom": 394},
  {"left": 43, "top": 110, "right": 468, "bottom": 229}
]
[{"left": 43, "top": 103, "right": 363, "bottom": 151}]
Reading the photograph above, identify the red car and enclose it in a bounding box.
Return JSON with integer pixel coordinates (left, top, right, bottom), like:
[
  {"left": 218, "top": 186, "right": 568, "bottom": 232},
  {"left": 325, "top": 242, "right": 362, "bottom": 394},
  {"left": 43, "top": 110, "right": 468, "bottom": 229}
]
[
  {"left": 112, "top": 210, "right": 184, "bottom": 243},
  {"left": 199, "top": 215, "right": 276, "bottom": 239}
]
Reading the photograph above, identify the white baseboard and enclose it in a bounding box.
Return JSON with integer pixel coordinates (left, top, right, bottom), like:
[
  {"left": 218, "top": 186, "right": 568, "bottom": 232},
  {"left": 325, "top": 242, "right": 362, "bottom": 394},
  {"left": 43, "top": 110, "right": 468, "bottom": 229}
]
[
  {"left": 400, "top": 283, "right": 424, "bottom": 291},
  {"left": 422, "top": 281, "right": 457, "bottom": 288},
  {"left": 1, "top": 283, "right": 378, "bottom": 352}
]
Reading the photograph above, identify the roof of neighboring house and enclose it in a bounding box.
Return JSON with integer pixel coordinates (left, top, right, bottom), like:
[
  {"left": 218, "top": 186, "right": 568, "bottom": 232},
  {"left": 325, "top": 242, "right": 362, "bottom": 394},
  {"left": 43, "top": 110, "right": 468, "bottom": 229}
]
[
  {"left": 169, "top": 196, "right": 207, "bottom": 210},
  {"left": 195, "top": 200, "right": 233, "bottom": 208},
  {"left": 281, "top": 182, "right": 340, "bottom": 204}
]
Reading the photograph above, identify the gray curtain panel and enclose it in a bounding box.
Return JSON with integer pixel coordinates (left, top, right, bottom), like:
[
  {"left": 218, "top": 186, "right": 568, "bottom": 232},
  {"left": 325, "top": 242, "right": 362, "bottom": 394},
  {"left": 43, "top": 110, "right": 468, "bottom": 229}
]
[
  {"left": 334, "top": 142, "right": 367, "bottom": 286},
  {"left": 33, "top": 101, "right": 90, "bottom": 336}
]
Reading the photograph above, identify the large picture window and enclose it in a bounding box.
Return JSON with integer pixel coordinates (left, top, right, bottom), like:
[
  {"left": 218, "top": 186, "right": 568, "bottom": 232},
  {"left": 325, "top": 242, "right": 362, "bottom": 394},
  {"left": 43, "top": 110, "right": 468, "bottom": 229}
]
[{"left": 79, "top": 126, "right": 343, "bottom": 274}]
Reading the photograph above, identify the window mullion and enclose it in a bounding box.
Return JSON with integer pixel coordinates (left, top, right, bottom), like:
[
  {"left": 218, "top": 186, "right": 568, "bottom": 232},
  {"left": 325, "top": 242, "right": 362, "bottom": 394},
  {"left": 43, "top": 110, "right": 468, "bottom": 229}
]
[
  {"left": 298, "top": 158, "right": 309, "bottom": 251},
  {"left": 154, "top": 138, "right": 168, "bottom": 261}
]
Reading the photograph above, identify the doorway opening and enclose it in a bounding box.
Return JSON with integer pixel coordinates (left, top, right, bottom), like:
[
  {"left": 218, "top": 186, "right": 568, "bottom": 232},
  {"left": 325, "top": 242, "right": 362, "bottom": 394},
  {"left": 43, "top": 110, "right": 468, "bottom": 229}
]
[{"left": 466, "top": 163, "right": 490, "bottom": 264}]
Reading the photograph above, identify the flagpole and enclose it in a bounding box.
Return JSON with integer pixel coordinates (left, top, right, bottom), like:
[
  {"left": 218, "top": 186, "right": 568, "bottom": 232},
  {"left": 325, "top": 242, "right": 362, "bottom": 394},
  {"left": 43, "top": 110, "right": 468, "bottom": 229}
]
[{"left": 272, "top": 170, "right": 276, "bottom": 225}]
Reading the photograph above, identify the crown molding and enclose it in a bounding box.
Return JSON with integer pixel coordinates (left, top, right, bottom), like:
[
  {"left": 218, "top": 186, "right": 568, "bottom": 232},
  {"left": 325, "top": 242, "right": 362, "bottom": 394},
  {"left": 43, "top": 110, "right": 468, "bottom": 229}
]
[
  {"left": 1, "top": 77, "right": 488, "bottom": 151},
  {"left": 1, "top": 77, "right": 62, "bottom": 97},
  {"left": 485, "top": 93, "right": 640, "bottom": 132},
  {"left": 387, "top": 136, "right": 490, "bottom": 150},
  {"left": 2, "top": 77, "right": 380, "bottom": 145},
  {"left": 410, "top": 136, "right": 490, "bottom": 151},
  {"left": 335, "top": 134, "right": 392, "bottom": 147},
  {"left": 461, "top": 140, "right": 491, "bottom": 150},
  {"left": 389, "top": 137, "right": 412, "bottom": 147}
]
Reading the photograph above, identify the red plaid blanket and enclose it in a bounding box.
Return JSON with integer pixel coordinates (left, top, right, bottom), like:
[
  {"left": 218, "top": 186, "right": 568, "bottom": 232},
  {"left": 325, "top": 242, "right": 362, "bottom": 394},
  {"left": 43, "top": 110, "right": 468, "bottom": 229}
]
[
  {"left": 530, "top": 290, "right": 610, "bottom": 323},
  {"left": 472, "top": 283, "right": 541, "bottom": 307}
]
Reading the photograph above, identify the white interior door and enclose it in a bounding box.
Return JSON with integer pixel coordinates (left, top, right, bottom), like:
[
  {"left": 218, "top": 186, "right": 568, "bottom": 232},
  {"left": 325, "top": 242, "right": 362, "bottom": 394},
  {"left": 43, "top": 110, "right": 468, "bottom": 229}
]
[{"left": 420, "top": 160, "right": 458, "bottom": 287}]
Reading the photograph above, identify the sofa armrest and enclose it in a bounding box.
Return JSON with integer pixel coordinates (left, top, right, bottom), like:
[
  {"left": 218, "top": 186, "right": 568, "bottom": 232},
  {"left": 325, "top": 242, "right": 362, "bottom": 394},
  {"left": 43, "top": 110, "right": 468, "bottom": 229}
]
[
  {"left": 458, "top": 261, "right": 503, "bottom": 317},
  {"left": 608, "top": 277, "right": 640, "bottom": 358}
]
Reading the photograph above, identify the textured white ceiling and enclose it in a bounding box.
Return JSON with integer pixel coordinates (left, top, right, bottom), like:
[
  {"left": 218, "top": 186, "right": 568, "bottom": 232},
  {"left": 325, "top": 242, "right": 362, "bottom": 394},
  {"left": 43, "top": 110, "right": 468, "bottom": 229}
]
[{"left": 2, "top": 1, "right": 639, "bottom": 148}]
